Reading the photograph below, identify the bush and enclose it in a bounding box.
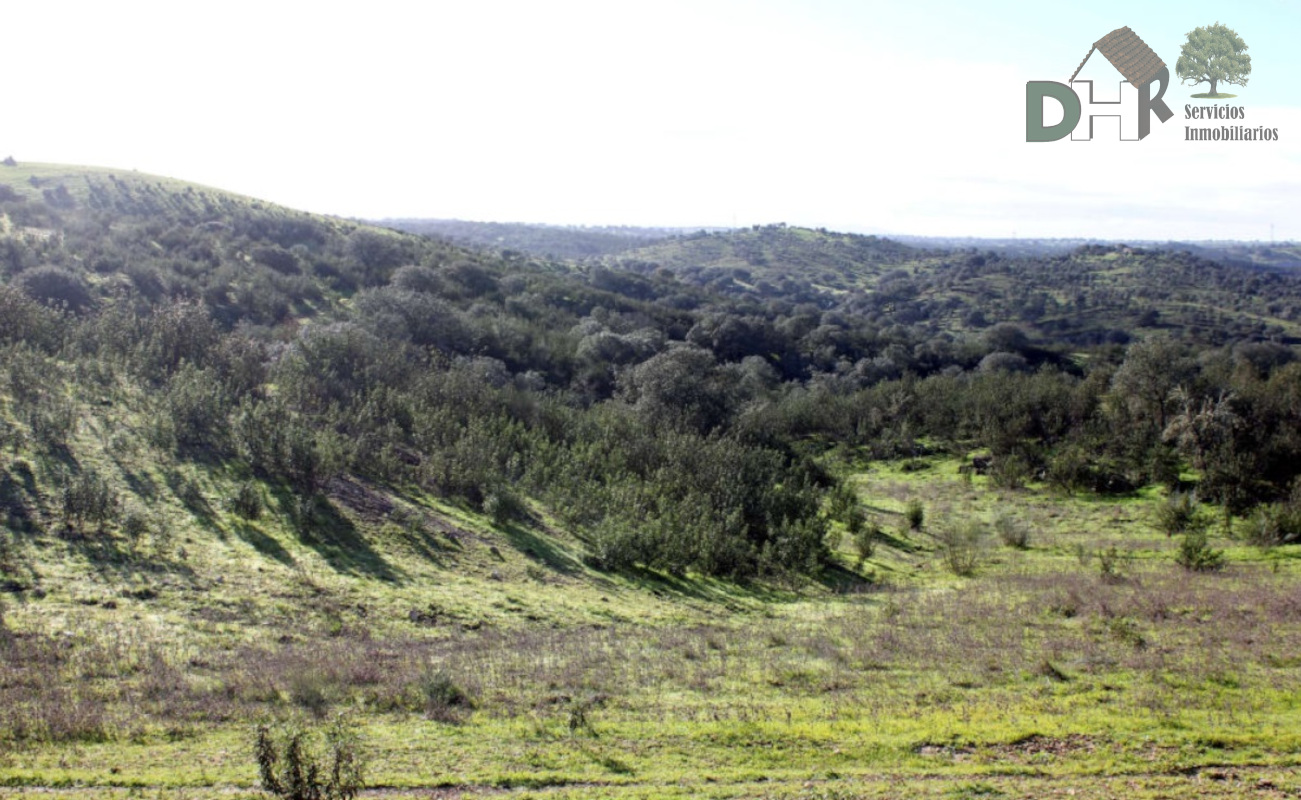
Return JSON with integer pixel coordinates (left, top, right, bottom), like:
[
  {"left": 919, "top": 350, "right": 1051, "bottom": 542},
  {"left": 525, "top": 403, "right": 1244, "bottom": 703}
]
[
  {"left": 483, "top": 486, "right": 528, "bottom": 527},
  {"left": 121, "top": 509, "right": 153, "bottom": 551},
  {"left": 904, "top": 499, "right": 924, "bottom": 531},
  {"left": 1245, "top": 502, "right": 1301, "bottom": 547},
  {"left": 1176, "top": 530, "right": 1226, "bottom": 572},
  {"left": 848, "top": 517, "right": 879, "bottom": 567},
  {"left": 417, "top": 668, "right": 474, "bottom": 723},
  {"left": 992, "top": 511, "right": 1030, "bottom": 549},
  {"left": 61, "top": 470, "right": 119, "bottom": 533},
  {"left": 229, "top": 481, "right": 264, "bottom": 521},
  {"left": 1096, "top": 546, "right": 1124, "bottom": 584},
  {"left": 934, "top": 519, "right": 985, "bottom": 576},
  {"left": 16, "top": 266, "right": 94, "bottom": 313},
  {"left": 988, "top": 455, "right": 1031, "bottom": 490},
  {"left": 255, "top": 716, "right": 365, "bottom": 800},
  {"left": 288, "top": 670, "right": 336, "bottom": 718},
  {"left": 1154, "top": 491, "right": 1207, "bottom": 537}
]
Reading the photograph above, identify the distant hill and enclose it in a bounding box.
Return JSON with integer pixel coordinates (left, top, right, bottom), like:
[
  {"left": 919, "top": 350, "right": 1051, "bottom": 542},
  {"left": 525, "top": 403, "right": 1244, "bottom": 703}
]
[
  {"left": 894, "top": 235, "right": 1301, "bottom": 271},
  {"left": 379, "top": 218, "right": 721, "bottom": 260},
  {"left": 606, "top": 224, "right": 1301, "bottom": 346}
]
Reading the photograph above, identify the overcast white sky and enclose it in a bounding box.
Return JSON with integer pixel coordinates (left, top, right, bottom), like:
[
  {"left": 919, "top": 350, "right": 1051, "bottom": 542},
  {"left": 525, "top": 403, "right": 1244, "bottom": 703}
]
[{"left": 6, "top": 0, "right": 1299, "bottom": 240}]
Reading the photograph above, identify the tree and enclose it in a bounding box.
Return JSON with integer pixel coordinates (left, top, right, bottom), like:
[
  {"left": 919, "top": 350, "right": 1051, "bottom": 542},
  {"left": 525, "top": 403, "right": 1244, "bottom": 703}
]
[{"left": 1176, "top": 23, "right": 1250, "bottom": 97}]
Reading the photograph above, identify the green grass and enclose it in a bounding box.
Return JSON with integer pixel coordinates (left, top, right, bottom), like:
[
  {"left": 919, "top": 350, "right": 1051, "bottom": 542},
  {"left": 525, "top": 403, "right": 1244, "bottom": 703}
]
[{"left": 0, "top": 161, "right": 261, "bottom": 206}]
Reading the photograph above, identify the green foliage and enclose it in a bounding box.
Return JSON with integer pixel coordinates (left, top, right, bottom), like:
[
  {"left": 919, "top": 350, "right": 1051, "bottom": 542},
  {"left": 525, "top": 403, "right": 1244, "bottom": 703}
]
[
  {"left": 851, "top": 515, "right": 879, "bottom": 565},
  {"left": 1153, "top": 491, "right": 1208, "bottom": 538},
  {"left": 904, "top": 499, "right": 924, "bottom": 532},
  {"left": 255, "top": 716, "right": 365, "bottom": 800},
  {"left": 120, "top": 508, "right": 153, "bottom": 550},
  {"left": 229, "top": 481, "right": 264, "bottom": 521},
  {"left": 1096, "top": 546, "right": 1124, "bottom": 584},
  {"left": 61, "top": 469, "right": 119, "bottom": 533},
  {"left": 1176, "top": 529, "right": 1226, "bottom": 572},
  {"left": 483, "top": 486, "right": 528, "bottom": 527},
  {"left": 16, "top": 266, "right": 93, "bottom": 313},
  {"left": 1176, "top": 23, "right": 1251, "bottom": 97},
  {"left": 1245, "top": 501, "right": 1301, "bottom": 547}
]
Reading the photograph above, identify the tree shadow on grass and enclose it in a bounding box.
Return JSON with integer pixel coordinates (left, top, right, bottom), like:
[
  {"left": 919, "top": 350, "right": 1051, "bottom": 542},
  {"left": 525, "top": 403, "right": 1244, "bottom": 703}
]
[
  {"left": 813, "top": 561, "right": 877, "bottom": 595},
  {"left": 280, "top": 490, "right": 402, "bottom": 583},
  {"left": 164, "top": 468, "right": 221, "bottom": 536},
  {"left": 231, "top": 520, "right": 295, "bottom": 567},
  {"left": 873, "top": 528, "right": 922, "bottom": 554},
  {"left": 495, "top": 520, "right": 584, "bottom": 577}
]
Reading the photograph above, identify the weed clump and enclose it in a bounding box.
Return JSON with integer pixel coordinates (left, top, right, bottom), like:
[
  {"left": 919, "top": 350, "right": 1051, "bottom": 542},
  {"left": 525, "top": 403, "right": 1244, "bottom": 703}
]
[
  {"left": 418, "top": 668, "right": 472, "bottom": 723},
  {"left": 255, "top": 716, "right": 365, "bottom": 800},
  {"left": 1096, "top": 546, "right": 1124, "bottom": 584}
]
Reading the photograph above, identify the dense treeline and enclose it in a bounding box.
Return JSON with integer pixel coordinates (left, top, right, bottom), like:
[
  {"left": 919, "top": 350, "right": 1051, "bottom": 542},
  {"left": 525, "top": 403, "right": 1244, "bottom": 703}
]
[{"left": 3, "top": 168, "right": 1301, "bottom": 584}]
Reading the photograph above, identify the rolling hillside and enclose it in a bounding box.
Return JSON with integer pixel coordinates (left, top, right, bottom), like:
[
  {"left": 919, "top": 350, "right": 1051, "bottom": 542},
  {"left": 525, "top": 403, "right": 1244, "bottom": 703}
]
[{"left": 3, "top": 163, "right": 1301, "bottom": 797}]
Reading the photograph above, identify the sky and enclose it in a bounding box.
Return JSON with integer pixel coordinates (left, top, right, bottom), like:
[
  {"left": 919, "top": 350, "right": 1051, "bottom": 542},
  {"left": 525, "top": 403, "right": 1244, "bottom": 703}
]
[{"left": 5, "top": 0, "right": 1300, "bottom": 241}]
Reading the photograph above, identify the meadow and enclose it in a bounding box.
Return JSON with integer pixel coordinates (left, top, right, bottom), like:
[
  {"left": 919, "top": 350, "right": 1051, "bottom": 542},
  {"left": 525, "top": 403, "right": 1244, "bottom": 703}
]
[{"left": 3, "top": 457, "right": 1299, "bottom": 799}]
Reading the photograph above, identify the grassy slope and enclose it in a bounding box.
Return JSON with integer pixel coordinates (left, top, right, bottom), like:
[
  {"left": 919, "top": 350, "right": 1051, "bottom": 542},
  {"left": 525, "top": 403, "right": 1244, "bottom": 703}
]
[{"left": 0, "top": 162, "right": 259, "bottom": 205}]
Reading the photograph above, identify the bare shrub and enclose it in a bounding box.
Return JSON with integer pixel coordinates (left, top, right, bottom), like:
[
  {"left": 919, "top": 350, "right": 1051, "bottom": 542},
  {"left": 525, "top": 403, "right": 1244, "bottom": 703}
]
[
  {"left": 992, "top": 511, "right": 1030, "bottom": 549},
  {"left": 255, "top": 716, "right": 365, "bottom": 800},
  {"left": 934, "top": 519, "right": 986, "bottom": 576}
]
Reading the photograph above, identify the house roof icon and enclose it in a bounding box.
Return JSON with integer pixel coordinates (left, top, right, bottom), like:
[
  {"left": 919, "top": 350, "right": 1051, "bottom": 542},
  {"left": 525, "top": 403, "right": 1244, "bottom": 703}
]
[{"left": 1069, "top": 26, "right": 1166, "bottom": 88}]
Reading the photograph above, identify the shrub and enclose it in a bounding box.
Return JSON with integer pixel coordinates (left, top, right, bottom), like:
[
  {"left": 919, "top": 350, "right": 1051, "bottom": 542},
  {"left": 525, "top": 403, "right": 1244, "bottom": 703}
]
[
  {"left": 418, "top": 668, "right": 472, "bottom": 723},
  {"left": 61, "top": 469, "right": 119, "bottom": 533},
  {"left": 934, "top": 519, "right": 985, "bottom": 576},
  {"left": 229, "top": 481, "right": 264, "bottom": 521},
  {"left": 483, "top": 486, "right": 528, "bottom": 527},
  {"left": 255, "top": 716, "right": 365, "bottom": 800},
  {"left": 1154, "top": 491, "right": 1207, "bottom": 537},
  {"left": 851, "top": 514, "right": 878, "bottom": 565},
  {"left": 904, "top": 499, "right": 924, "bottom": 531},
  {"left": 1176, "top": 530, "right": 1226, "bottom": 572},
  {"left": 1244, "top": 502, "right": 1301, "bottom": 547},
  {"left": 1096, "top": 546, "right": 1124, "bottom": 584},
  {"left": 288, "top": 670, "right": 335, "bottom": 718},
  {"left": 121, "top": 509, "right": 153, "bottom": 550},
  {"left": 989, "top": 455, "right": 1031, "bottom": 490},
  {"left": 16, "top": 266, "right": 94, "bottom": 313},
  {"left": 992, "top": 511, "right": 1030, "bottom": 549}
]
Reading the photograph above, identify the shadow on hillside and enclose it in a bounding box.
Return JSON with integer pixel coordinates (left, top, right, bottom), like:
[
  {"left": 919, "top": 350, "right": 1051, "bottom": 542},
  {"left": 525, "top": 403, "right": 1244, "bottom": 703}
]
[
  {"left": 164, "top": 468, "right": 220, "bottom": 535},
  {"left": 283, "top": 491, "right": 402, "bottom": 583},
  {"left": 625, "top": 568, "right": 793, "bottom": 608},
  {"left": 0, "top": 463, "right": 41, "bottom": 536},
  {"left": 496, "top": 520, "right": 583, "bottom": 576},
  {"left": 231, "top": 520, "right": 296, "bottom": 567},
  {"left": 395, "top": 523, "right": 449, "bottom": 568},
  {"left": 872, "top": 529, "right": 922, "bottom": 554},
  {"left": 814, "top": 561, "right": 876, "bottom": 594}
]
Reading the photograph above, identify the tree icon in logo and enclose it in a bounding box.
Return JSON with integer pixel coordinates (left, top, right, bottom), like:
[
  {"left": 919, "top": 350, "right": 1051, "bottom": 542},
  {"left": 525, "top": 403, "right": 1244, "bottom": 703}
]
[{"left": 1176, "top": 22, "right": 1251, "bottom": 98}]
